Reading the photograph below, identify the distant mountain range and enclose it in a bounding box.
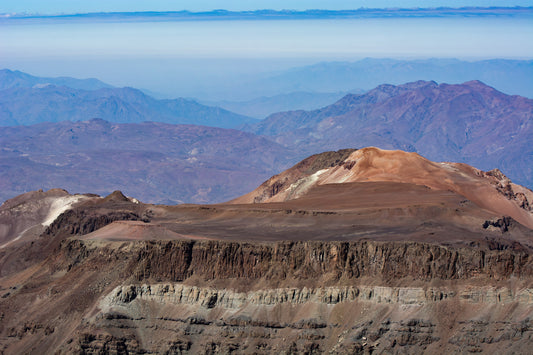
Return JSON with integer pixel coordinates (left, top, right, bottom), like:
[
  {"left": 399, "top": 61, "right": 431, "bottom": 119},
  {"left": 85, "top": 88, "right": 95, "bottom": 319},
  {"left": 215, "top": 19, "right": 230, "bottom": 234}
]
[
  {"left": 0, "top": 68, "right": 112, "bottom": 91},
  {"left": 185, "top": 58, "right": 533, "bottom": 102},
  {"left": 252, "top": 58, "right": 533, "bottom": 99},
  {"left": 3, "top": 57, "right": 533, "bottom": 121},
  {"left": 217, "top": 56, "right": 531, "bottom": 117},
  {"left": 5, "top": 7, "right": 530, "bottom": 20},
  {"left": 0, "top": 119, "right": 293, "bottom": 204},
  {"left": 246, "top": 80, "right": 533, "bottom": 189},
  {"left": 0, "top": 69, "right": 255, "bottom": 128},
  {"left": 0, "top": 70, "right": 531, "bottom": 204}
]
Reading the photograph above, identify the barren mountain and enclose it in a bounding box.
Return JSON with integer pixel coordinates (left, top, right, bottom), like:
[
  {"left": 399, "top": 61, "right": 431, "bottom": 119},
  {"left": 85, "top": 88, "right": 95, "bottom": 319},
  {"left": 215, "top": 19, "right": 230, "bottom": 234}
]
[
  {"left": 0, "top": 189, "right": 97, "bottom": 249},
  {"left": 0, "top": 119, "right": 293, "bottom": 204},
  {"left": 233, "top": 147, "right": 533, "bottom": 229},
  {"left": 1, "top": 148, "right": 533, "bottom": 354},
  {"left": 247, "top": 80, "right": 533, "bottom": 189},
  {"left": 0, "top": 82, "right": 255, "bottom": 128}
]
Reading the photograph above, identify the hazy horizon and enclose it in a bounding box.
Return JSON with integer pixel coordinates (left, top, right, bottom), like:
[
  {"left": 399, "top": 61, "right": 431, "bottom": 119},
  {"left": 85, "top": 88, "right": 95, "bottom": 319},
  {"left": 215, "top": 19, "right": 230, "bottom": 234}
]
[
  {"left": 3, "top": 1, "right": 533, "bottom": 15},
  {"left": 1, "top": 8, "right": 532, "bottom": 100}
]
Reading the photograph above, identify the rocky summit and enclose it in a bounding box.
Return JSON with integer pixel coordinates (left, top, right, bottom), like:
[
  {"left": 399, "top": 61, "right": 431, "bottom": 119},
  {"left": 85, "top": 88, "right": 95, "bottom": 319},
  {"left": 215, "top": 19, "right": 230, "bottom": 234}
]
[{"left": 1, "top": 148, "right": 533, "bottom": 354}]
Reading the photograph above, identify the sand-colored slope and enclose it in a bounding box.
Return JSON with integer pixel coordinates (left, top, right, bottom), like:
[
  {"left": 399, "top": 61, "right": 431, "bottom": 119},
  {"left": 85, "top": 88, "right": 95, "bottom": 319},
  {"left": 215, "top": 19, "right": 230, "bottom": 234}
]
[{"left": 232, "top": 147, "right": 533, "bottom": 229}]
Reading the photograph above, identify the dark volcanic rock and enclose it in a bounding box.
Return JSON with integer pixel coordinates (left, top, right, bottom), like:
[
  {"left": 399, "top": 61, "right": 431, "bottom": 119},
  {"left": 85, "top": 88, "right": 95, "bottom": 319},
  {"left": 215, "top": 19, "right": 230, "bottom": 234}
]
[
  {"left": 483, "top": 216, "right": 515, "bottom": 233},
  {"left": 53, "top": 239, "right": 533, "bottom": 283},
  {"left": 44, "top": 210, "right": 142, "bottom": 237}
]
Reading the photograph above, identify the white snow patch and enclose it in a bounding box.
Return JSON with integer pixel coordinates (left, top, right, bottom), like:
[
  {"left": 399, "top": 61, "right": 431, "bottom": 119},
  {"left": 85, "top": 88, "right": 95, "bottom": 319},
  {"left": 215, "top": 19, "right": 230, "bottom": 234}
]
[
  {"left": 309, "top": 168, "right": 328, "bottom": 183},
  {"left": 42, "top": 195, "right": 86, "bottom": 227},
  {"left": 335, "top": 168, "right": 355, "bottom": 184},
  {"left": 439, "top": 162, "right": 457, "bottom": 170},
  {"left": 285, "top": 168, "right": 328, "bottom": 198},
  {"left": 129, "top": 197, "right": 140, "bottom": 204}
]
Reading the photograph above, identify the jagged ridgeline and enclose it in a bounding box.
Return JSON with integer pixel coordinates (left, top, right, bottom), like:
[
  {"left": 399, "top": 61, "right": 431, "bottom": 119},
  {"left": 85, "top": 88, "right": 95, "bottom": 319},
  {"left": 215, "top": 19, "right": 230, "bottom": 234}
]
[{"left": 1, "top": 148, "right": 533, "bottom": 354}]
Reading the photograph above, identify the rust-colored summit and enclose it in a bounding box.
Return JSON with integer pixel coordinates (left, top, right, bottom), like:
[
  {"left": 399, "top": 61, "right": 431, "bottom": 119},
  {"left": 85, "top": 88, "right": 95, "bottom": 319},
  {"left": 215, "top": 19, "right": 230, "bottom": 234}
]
[{"left": 233, "top": 147, "right": 533, "bottom": 229}]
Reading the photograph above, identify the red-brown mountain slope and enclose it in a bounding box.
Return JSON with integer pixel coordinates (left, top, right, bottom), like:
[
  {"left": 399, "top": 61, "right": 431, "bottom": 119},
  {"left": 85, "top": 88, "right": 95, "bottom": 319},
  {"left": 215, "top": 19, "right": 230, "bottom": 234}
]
[{"left": 231, "top": 147, "right": 533, "bottom": 230}]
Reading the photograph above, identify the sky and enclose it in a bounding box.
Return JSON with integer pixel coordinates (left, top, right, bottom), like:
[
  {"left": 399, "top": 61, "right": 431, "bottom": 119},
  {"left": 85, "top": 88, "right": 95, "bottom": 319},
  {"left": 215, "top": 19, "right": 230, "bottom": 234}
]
[
  {"left": 1, "top": 3, "right": 531, "bottom": 100},
  {"left": 1, "top": 0, "right": 532, "bottom": 14}
]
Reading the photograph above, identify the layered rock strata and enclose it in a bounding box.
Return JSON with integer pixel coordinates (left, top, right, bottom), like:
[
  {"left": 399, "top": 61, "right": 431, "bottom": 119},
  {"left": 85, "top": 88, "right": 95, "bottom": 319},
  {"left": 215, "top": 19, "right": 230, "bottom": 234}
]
[
  {"left": 2, "top": 238, "right": 533, "bottom": 354},
  {"left": 107, "top": 284, "right": 533, "bottom": 308}
]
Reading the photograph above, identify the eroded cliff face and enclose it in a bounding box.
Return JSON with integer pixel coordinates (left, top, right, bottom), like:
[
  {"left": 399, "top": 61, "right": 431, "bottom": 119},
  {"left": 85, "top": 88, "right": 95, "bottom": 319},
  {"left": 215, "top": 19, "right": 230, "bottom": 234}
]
[
  {"left": 2, "top": 238, "right": 533, "bottom": 354},
  {"left": 105, "top": 239, "right": 533, "bottom": 283},
  {"left": 107, "top": 284, "right": 533, "bottom": 308},
  {"left": 78, "top": 283, "right": 532, "bottom": 354}
]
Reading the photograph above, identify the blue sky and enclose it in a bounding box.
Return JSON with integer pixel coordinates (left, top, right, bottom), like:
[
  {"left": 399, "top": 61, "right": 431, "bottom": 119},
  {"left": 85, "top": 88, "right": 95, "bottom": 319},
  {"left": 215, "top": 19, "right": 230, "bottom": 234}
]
[
  {"left": 1, "top": 0, "right": 532, "bottom": 14},
  {"left": 1, "top": 2, "right": 531, "bottom": 100}
]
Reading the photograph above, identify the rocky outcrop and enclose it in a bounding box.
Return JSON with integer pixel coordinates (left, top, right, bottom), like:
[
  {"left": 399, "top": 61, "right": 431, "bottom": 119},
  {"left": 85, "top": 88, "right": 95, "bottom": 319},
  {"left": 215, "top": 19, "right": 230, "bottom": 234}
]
[
  {"left": 73, "top": 283, "right": 533, "bottom": 355},
  {"left": 3, "top": 238, "right": 533, "bottom": 354},
  {"left": 109, "top": 240, "right": 533, "bottom": 283},
  {"left": 72, "top": 314, "right": 533, "bottom": 354},
  {"left": 483, "top": 169, "right": 533, "bottom": 212},
  {"left": 44, "top": 210, "right": 143, "bottom": 236},
  {"left": 483, "top": 216, "right": 515, "bottom": 232},
  {"left": 43, "top": 237, "right": 533, "bottom": 293},
  {"left": 0, "top": 189, "right": 95, "bottom": 247},
  {"left": 234, "top": 149, "right": 356, "bottom": 204},
  {"left": 107, "top": 284, "right": 533, "bottom": 308},
  {"left": 75, "top": 333, "right": 143, "bottom": 355}
]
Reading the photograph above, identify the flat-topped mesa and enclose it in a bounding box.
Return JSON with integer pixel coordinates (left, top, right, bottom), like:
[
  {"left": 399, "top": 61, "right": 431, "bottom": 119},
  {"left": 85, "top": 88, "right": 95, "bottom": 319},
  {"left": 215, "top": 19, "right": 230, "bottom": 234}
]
[{"left": 231, "top": 147, "right": 533, "bottom": 229}]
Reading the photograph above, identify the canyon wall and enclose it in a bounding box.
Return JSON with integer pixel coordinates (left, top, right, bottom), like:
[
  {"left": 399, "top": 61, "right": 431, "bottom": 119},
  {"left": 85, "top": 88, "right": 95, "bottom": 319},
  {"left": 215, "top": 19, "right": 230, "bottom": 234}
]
[
  {"left": 3, "top": 238, "right": 533, "bottom": 354},
  {"left": 58, "top": 239, "right": 533, "bottom": 285}
]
